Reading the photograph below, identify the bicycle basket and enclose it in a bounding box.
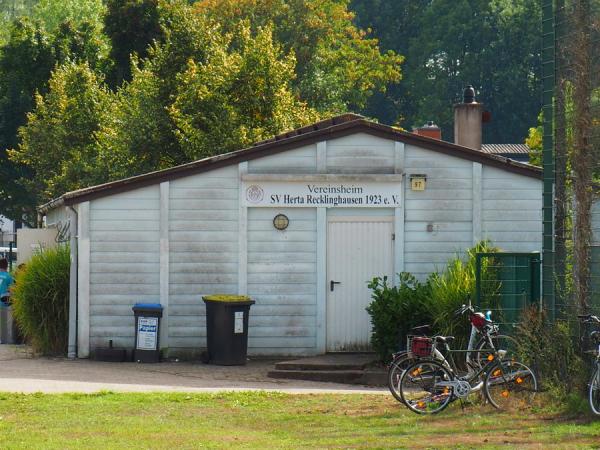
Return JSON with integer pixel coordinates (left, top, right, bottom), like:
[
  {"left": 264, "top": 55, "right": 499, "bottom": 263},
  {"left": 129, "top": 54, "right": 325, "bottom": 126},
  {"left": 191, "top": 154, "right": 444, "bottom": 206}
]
[{"left": 410, "top": 336, "right": 433, "bottom": 357}]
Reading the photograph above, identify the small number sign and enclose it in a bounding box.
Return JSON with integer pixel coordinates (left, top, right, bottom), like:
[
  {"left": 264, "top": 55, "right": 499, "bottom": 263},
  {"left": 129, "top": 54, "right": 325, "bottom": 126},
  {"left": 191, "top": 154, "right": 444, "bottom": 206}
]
[{"left": 411, "top": 177, "right": 426, "bottom": 191}]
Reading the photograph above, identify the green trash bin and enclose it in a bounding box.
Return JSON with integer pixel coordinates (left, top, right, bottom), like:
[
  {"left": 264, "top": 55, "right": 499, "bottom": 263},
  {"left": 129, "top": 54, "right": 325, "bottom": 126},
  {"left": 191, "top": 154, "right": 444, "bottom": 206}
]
[{"left": 202, "top": 295, "right": 255, "bottom": 365}]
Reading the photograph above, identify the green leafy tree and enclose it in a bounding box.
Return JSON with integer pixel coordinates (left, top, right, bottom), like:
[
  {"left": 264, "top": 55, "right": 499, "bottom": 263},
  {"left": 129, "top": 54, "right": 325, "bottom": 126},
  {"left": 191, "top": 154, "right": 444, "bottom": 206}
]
[
  {"left": 525, "top": 122, "right": 542, "bottom": 167},
  {"left": 97, "top": 2, "right": 319, "bottom": 178},
  {"left": 195, "top": 0, "right": 402, "bottom": 113},
  {"left": 350, "top": 0, "right": 429, "bottom": 125},
  {"left": 0, "top": 18, "right": 53, "bottom": 224},
  {"left": 0, "top": 18, "right": 53, "bottom": 152},
  {"left": 32, "top": 0, "right": 105, "bottom": 33},
  {"left": 104, "top": 0, "right": 163, "bottom": 86},
  {"left": 352, "top": 0, "right": 542, "bottom": 143},
  {"left": 170, "top": 24, "right": 318, "bottom": 160},
  {"left": 52, "top": 20, "right": 111, "bottom": 75},
  {"left": 0, "top": 0, "right": 37, "bottom": 43},
  {"left": 0, "top": 16, "right": 111, "bottom": 223},
  {"left": 95, "top": 0, "right": 219, "bottom": 177},
  {"left": 9, "top": 62, "right": 111, "bottom": 208}
]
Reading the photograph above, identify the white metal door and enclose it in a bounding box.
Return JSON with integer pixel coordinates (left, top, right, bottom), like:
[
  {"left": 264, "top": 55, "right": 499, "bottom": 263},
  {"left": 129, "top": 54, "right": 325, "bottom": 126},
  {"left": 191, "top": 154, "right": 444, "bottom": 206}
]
[{"left": 326, "top": 217, "right": 394, "bottom": 351}]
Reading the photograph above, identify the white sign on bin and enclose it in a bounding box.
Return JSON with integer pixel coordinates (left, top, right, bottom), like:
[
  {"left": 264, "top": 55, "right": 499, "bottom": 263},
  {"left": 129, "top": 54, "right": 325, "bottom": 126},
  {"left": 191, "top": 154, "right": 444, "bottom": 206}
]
[
  {"left": 234, "top": 311, "right": 244, "bottom": 334},
  {"left": 136, "top": 317, "right": 158, "bottom": 350}
]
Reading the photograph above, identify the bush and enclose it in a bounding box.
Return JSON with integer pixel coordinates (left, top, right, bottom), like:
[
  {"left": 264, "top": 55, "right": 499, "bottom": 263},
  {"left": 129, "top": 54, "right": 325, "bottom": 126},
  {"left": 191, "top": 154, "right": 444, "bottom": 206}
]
[
  {"left": 11, "top": 245, "right": 70, "bottom": 355},
  {"left": 367, "top": 273, "right": 432, "bottom": 362},
  {"left": 367, "top": 241, "right": 500, "bottom": 361},
  {"left": 515, "top": 306, "right": 587, "bottom": 399}
]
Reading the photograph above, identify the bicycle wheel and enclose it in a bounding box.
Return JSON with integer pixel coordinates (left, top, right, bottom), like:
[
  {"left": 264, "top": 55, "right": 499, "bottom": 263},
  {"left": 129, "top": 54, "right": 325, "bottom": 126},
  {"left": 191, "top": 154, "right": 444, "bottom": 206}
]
[
  {"left": 589, "top": 366, "right": 600, "bottom": 416},
  {"left": 388, "top": 351, "right": 417, "bottom": 403},
  {"left": 399, "top": 359, "right": 454, "bottom": 414},
  {"left": 474, "top": 334, "right": 518, "bottom": 369},
  {"left": 484, "top": 359, "right": 537, "bottom": 410}
]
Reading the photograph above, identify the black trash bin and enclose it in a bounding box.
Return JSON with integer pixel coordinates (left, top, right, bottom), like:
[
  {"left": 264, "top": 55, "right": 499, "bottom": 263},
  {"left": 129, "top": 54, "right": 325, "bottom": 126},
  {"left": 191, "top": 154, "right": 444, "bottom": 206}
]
[
  {"left": 202, "top": 295, "right": 255, "bottom": 365},
  {"left": 132, "top": 303, "right": 163, "bottom": 363}
]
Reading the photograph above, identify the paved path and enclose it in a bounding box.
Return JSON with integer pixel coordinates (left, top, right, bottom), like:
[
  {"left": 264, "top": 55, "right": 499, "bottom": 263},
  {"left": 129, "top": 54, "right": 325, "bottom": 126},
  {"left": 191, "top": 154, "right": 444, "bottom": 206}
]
[{"left": 0, "top": 345, "right": 387, "bottom": 394}]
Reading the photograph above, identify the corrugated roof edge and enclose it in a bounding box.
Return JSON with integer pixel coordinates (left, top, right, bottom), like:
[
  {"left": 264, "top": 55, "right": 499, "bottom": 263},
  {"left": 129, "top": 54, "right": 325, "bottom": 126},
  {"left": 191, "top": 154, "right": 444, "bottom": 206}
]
[
  {"left": 481, "top": 144, "right": 531, "bottom": 155},
  {"left": 38, "top": 114, "right": 542, "bottom": 214}
]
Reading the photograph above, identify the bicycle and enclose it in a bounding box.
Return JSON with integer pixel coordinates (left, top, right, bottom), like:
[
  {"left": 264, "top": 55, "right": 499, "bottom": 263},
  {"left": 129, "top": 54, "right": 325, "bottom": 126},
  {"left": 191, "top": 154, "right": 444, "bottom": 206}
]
[
  {"left": 387, "top": 305, "right": 517, "bottom": 404},
  {"left": 578, "top": 314, "right": 600, "bottom": 416},
  {"left": 398, "top": 314, "right": 537, "bottom": 414}
]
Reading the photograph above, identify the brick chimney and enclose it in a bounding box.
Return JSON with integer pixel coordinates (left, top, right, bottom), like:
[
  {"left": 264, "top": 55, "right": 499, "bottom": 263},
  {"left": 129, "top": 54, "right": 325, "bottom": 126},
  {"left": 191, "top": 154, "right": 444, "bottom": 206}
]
[
  {"left": 413, "top": 121, "right": 441, "bottom": 140},
  {"left": 454, "top": 85, "right": 483, "bottom": 150}
]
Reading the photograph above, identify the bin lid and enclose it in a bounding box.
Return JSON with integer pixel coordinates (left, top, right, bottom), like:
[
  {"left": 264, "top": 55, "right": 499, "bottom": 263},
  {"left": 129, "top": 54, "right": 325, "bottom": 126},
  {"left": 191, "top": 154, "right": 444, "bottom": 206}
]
[
  {"left": 132, "top": 303, "right": 163, "bottom": 311},
  {"left": 202, "top": 295, "right": 253, "bottom": 303}
]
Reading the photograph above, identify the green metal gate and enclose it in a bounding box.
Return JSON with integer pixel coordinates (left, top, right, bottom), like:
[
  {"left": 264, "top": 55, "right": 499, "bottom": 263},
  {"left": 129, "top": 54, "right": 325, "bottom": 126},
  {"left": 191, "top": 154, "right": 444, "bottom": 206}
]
[{"left": 475, "top": 252, "right": 541, "bottom": 329}]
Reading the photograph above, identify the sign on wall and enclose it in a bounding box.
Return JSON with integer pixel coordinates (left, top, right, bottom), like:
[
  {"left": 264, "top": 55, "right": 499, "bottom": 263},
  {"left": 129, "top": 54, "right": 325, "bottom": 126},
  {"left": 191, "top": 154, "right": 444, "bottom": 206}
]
[
  {"left": 242, "top": 181, "right": 402, "bottom": 208},
  {"left": 136, "top": 317, "right": 159, "bottom": 350}
]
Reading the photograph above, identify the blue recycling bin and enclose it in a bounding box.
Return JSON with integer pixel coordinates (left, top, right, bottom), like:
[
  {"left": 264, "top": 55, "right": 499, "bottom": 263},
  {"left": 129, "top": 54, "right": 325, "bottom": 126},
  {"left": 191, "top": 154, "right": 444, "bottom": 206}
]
[{"left": 132, "top": 303, "right": 163, "bottom": 363}]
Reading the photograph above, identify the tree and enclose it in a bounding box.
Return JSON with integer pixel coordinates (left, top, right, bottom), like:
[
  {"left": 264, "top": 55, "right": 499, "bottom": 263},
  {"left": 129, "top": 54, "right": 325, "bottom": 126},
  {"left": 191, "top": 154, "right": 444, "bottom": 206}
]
[
  {"left": 0, "top": 15, "right": 111, "bottom": 223},
  {"left": 0, "top": 0, "right": 37, "bottom": 43},
  {"left": 350, "top": 0, "right": 429, "bottom": 125},
  {"left": 104, "top": 0, "right": 163, "bottom": 87},
  {"left": 195, "top": 0, "right": 402, "bottom": 113},
  {"left": 351, "top": 0, "right": 542, "bottom": 143},
  {"left": 0, "top": 18, "right": 53, "bottom": 224},
  {"left": 32, "top": 0, "right": 105, "bottom": 33},
  {"left": 95, "top": 0, "right": 220, "bottom": 178},
  {"left": 52, "top": 20, "right": 111, "bottom": 74},
  {"left": 0, "top": 18, "right": 53, "bottom": 152},
  {"left": 96, "top": 3, "right": 319, "bottom": 178},
  {"left": 170, "top": 23, "right": 319, "bottom": 160},
  {"left": 525, "top": 117, "right": 542, "bottom": 167},
  {"left": 9, "top": 62, "right": 111, "bottom": 209}
]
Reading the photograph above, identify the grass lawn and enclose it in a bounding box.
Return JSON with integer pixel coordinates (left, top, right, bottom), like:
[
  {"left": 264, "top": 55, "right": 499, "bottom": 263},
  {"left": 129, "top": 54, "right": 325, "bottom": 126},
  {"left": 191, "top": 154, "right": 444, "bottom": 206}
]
[{"left": 0, "top": 391, "right": 599, "bottom": 449}]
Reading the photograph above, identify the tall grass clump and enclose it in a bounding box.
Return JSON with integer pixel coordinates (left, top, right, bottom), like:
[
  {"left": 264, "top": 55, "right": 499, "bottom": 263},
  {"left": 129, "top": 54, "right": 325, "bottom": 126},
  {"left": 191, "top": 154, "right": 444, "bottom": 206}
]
[
  {"left": 12, "top": 245, "right": 70, "bottom": 355},
  {"left": 427, "top": 241, "right": 500, "bottom": 351}
]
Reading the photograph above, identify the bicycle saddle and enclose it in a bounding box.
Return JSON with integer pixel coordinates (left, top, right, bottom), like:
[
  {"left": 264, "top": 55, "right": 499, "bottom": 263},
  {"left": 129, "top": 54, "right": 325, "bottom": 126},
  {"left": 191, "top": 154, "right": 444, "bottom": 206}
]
[{"left": 435, "top": 336, "right": 455, "bottom": 344}]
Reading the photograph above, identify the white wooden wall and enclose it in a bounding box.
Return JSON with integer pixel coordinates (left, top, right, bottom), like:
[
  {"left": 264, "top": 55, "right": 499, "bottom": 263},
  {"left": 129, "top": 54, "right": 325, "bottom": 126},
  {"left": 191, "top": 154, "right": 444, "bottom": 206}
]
[
  {"left": 481, "top": 166, "right": 542, "bottom": 251},
  {"left": 73, "top": 132, "right": 543, "bottom": 357},
  {"left": 246, "top": 145, "right": 318, "bottom": 354},
  {"left": 248, "top": 144, "right": 317, "bottom": 173},
  {"left": 246, "top": 208, "right": 317, "bottom": 355},
  {"left": 326, "top": 133, "right": 394, "bottom": 174},
  {"left": 168, "top": 166, "right": 239, "bottom": 354},
  {"left": 88, "top": 185, "right": 160, "bottom": 350},
  {"left": 45, "top": 205, "right": 68, "bottom": 228},
  {"left": 403, "top": 145, "right": 474, "bottom": 278}
]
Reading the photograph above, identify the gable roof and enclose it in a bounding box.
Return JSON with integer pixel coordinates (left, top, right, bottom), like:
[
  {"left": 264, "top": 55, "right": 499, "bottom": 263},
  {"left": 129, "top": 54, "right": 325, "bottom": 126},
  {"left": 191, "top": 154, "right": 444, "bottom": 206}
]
[{"left": 38, "top": 113, "right": 542, "bottom": 214}]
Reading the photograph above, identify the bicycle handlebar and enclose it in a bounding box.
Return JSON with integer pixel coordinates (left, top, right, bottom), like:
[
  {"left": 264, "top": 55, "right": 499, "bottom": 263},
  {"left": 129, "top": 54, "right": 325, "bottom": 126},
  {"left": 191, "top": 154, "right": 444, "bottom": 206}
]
[
  {"left": 454, "top": 304, "right": 474, "bottom": 318},
  {"left": 578, "top": 314, "right": 600, "bottom": 323}
]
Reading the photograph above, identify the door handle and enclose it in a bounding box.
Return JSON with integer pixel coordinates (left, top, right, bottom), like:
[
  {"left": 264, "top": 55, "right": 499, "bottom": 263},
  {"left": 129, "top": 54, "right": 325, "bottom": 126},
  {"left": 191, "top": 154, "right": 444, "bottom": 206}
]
[{"left": 330, "top": 280, "right": 341, "bottom": 292}]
